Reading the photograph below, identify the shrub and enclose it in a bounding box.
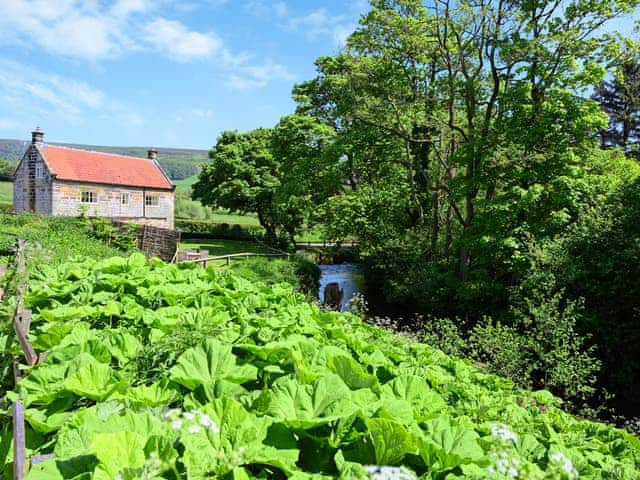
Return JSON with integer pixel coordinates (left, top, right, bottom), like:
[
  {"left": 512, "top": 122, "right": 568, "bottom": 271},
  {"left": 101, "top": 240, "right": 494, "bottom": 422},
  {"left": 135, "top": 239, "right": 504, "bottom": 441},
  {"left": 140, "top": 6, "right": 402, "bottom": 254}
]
[{"left": 176, "top": 218, "right": 264, "bottom": 241}]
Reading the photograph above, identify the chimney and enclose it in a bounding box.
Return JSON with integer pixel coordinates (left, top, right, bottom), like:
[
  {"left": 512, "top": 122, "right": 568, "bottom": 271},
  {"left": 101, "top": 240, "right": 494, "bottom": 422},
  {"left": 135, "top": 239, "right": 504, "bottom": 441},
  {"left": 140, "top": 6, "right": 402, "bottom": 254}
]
[
  {"left": 32, "top": 127, "right": 44, "bottom": 145},
  {"left": 147, "top": 148, "right": 158, "bottom": 161}
]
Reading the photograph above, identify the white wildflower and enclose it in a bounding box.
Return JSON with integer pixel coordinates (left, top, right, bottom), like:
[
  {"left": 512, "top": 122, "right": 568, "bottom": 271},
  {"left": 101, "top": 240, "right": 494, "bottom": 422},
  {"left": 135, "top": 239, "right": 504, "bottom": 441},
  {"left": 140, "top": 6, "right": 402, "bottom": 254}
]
[
  {"left": 163, "top": 408, "right": 181, "bottom": 419},
  {"left": 487, "top": 452, "right": 520, "bottom": 478},
  {"left": 490, "top": 423, "right": 518, "bottom": 443},
  {"left": 199, "top": 414, "right": 220, "bottom": 433},
  {"left": 363, "top": 465, "right": 417, "bottom": 480},
  {"left": 171, "top": 419, "right": 182, "bottom": 430},
  {"left": 188, "top": 424, "right": 201, "bottom": 434},
  {"left": 184, "top": 411, "right": 196, "bottom": 421},
  {"left": 551, "top": 452, "right": 579, "bottom": 479}
]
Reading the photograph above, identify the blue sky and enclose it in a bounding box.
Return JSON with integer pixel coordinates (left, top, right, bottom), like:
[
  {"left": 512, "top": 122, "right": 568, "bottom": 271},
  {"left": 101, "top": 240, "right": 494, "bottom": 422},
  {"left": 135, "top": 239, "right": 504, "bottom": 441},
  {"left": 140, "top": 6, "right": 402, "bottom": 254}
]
[
  {"left": 0, "top": 0, "right": 369, "bottom": 149},
  {"left": 0, "top": 1, "right": 637, "bottom": 150}
]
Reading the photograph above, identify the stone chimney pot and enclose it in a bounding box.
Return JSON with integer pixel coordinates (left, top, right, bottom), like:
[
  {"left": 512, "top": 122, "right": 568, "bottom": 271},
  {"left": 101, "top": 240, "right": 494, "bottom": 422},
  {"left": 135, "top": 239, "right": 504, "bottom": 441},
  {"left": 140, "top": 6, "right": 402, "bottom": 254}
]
[
  {"left": 32, "top": 127, "right": 44, "bottom": 145},
  {"left": 147, "top": 148, "right": 158, "bottom": 161}
]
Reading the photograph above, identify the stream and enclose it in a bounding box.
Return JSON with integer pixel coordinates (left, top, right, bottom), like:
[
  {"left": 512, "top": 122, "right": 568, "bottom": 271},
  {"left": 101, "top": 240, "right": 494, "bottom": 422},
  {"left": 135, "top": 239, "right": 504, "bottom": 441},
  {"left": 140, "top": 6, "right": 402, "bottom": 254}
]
[{"left": 317, "top": 263, "right": 363, "bottom": 312}]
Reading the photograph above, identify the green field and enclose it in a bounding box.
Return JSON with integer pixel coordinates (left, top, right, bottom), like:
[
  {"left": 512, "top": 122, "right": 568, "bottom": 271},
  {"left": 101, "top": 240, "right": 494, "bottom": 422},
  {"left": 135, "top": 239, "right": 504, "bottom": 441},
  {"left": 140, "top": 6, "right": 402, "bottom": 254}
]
[
  {"left": 180, "top": 238, "right": 278, "bottom": 256},
  {"left": 0, "top": 181, "right": 12, "bottom": 202}
]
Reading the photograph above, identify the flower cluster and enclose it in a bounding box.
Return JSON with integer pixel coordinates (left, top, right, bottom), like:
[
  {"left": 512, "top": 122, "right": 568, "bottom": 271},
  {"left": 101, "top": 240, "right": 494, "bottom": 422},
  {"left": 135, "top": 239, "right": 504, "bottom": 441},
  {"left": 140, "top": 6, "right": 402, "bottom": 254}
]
[
  {"left": 163, "top": 408, "right": 220, "bottom": 435},
  {"left": 490, "top": 423, "right": 518, "bottom": 443},
  {"left": 550, "top": 452, "right": 579, "bottom": 479},
  {"left": 487, "top": 452, "right": 521, "bottom": 478},
  {"left": 363, "top": 465, "right": 417, "bottom": 480}
]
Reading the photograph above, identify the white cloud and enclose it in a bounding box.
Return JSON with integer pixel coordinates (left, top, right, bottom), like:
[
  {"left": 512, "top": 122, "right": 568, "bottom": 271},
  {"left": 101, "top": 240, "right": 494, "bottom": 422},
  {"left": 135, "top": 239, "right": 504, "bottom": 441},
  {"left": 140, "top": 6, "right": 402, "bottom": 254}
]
[
  {"left": 0, "top": 59, "right": 141, "bottom": 127},
  {"left": 111, "top": 0, "right": 153, "bottom": 18},
  {"left": 226, "top": 63, "right": 293, "bottom": 90},
  {"left": 0, "top": 118, "right": 22, "bottom": 130},
  {"left": 0, "top": 1, "right": 230, "bottom": 62},
  {"left": 0, "top": 1, "right": 300, "bottom": 91},
  {"left": 244, "top": 0, "right": 288, "bottom": 18},
  {"left": 191, "top": 109, "right": 214, "bottom": 118},
  {"left": 286, "top": 8, "right": 355, "bottom": 47},
  {"left": 144, "top": 18, "right": 225, "bottom": 62}
]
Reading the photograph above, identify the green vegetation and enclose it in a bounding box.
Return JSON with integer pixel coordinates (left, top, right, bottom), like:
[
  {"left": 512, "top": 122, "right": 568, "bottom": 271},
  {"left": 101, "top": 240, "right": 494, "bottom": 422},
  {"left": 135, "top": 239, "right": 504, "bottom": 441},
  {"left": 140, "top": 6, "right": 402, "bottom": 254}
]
[
  {"left": 179, "top": 238, "right": 276, "bottom": 256},
  {"left": 0, "top": 181, "right": 12, "bottom": 203},
  {"left": 191, "top": 0, "right": 640, "bottom": 419},
  {"left": 1, "top": 253, "right": 639, "bottom": 479},
  {"left": 0, "top": 214, "right": 129, "bottom": 267}
]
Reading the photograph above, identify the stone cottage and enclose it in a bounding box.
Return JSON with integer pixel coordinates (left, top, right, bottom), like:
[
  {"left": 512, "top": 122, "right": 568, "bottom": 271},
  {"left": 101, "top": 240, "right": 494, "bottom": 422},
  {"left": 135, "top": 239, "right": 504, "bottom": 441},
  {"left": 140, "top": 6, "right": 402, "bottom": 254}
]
[{"left": 13, "top": 128, "right": 175, "bottom": 229}]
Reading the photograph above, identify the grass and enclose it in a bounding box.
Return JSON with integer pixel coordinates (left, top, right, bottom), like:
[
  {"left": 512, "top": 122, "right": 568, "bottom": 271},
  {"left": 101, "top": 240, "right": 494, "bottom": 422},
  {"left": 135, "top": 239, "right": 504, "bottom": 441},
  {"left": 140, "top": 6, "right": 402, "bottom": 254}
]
[
  {"left": 173, "top": 175, "right": 198, "bottom": 191},
  {"left": 180, "top": 238, "right": 278, "bottom": 256},
  {"left": 0, "top": 181, "right": 12, "bottom": 203}
]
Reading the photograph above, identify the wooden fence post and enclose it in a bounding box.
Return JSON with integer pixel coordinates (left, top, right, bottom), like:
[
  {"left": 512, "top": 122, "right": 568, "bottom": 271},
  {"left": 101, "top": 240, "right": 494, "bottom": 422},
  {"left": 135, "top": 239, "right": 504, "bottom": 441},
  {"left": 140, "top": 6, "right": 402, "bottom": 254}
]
[{"left": 13, "top": 399, "right": 26, "bottom": 480}]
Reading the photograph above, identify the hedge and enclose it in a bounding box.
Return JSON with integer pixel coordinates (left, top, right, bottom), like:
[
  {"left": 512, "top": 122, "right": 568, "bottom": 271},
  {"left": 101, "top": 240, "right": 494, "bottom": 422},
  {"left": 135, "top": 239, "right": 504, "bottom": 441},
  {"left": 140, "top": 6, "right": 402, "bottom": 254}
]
[{"left": 175, "top": 218, "right": 264, "bottom": 241}]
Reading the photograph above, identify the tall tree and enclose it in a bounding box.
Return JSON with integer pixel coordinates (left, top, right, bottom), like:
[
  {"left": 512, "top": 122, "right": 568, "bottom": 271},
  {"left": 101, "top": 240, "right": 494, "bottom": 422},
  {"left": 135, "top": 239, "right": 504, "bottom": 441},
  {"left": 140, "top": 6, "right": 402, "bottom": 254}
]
[
  {"left": 593, "top": 62, "right": 640, "bottom": 159},
  {"left": 192, "top": 129, "right": 282, "bottom": 241}
]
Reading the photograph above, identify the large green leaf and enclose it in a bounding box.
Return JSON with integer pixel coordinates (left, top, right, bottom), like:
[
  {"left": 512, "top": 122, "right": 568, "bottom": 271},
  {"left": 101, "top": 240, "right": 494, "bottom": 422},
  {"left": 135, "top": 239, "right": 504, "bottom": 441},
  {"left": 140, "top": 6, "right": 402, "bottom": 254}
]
[
  {"left": 181, "top": 398, "right": 298, "bottom": 478},
  {"left": 63, "top": 361, "right": 122, "bottom": 401},
  {"left": 91, "top": 431, "right": 147, "bottom": 480},
  {"left": 265, "top": 374, "right": 358, "bottom": 429},
  {"left": 419, "top": 417, "right": 486, "bottom": 471},
  {"left": 169, "top": 339, "right": 258, "bottom": 390},
  {"left": 327, "top": 355, "right": 379, "bottom": 391}
]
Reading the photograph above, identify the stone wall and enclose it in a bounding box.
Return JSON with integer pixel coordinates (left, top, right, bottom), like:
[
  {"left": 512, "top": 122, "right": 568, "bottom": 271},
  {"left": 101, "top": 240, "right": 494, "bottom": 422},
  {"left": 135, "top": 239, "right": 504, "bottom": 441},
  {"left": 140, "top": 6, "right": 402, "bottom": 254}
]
[
  {"left": 13, "top": 146, "right": 53, "bottom": 214},
  {"left": 113, "top": 221, "right": 181, "bottom": 262},
  {"left": 51, "top": 180, "right": 174, "bottom": 229}
]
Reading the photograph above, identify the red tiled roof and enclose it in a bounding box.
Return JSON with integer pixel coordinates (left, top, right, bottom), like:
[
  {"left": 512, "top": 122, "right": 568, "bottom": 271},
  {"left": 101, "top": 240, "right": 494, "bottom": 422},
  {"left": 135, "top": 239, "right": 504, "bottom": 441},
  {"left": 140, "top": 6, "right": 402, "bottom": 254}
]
[{"left": 40, "top": 145, "right": 174, "bottom": 190}]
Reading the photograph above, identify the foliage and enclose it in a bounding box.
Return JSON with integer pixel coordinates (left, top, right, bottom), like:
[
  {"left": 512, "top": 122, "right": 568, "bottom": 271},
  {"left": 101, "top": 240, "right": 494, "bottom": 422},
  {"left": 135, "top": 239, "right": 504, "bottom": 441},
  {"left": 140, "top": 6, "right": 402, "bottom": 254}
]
[
  {"left": 1, "top": 253, "right": 639, "bottom": 479},
  {"left": 176, "top": 218, "right": 264, "bottom": 241},
  {"left": 229, "top": 256, "right": 320, "bottom": 298},
  {"left": 85, "top": 217, "right": 140, "bottom": 251},
  {"left": 0, "top": 214, "right": 128, "bottom": 268},
  {"left": 0, "top": 158, "right": 16, "bottom": 181},
  {"left": 270, "top": 0, "right": 640, "bottom": 417},
  {"left": 193, "top": 129, "right": 285, "bottom": 243},
  {"left": 593, "top": 60, "right": 640, "bottom": 159},
  {"left": 0, "top": 181, "right": 12, "bottom": 203}
]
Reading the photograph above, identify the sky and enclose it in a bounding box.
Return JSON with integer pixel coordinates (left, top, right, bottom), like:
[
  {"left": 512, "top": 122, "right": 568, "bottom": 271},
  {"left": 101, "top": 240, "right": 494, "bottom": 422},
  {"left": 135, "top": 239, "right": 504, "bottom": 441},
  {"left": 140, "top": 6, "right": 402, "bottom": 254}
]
[
  {"left": 0, "top": 0, "right": 370, "bottom": 149},
  {"left": 0, "top": 1, "right": 637, "bottom": 150}
]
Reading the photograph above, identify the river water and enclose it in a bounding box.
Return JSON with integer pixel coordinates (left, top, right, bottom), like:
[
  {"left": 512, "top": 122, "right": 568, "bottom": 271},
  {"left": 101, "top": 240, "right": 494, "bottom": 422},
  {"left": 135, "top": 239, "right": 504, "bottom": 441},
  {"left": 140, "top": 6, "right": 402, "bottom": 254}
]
[{"left": 317, "top": 263, "right": 363, "bottom": 312}]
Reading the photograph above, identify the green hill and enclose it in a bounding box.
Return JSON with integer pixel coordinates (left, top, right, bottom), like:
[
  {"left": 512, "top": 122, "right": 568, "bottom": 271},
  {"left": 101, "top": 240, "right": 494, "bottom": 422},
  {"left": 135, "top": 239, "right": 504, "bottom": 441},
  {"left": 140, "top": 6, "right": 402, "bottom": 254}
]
[{"left": 0, "top": 139, "right": 209, "bottom": 180}]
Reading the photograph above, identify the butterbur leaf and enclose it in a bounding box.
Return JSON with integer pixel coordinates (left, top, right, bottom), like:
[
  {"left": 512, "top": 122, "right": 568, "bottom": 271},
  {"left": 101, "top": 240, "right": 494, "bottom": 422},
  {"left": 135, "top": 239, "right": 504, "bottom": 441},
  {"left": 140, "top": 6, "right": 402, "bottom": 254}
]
[
  {"left": 105, "top": 331, "right": 142, "bottom": 365},
  {"left": 181, "top": 398, "right": 298, "bottom": 477},
  {"left": 266, "top": 374, "right": 357, "bottom": 429},
  {"left": 118, "top": 380, "right": 180, "bottom": 407},
  {"left": 25, "top": 395, "right": 75, "bottom": 433},
  {"left": 169, "top": 339, "right": 258, "bottom": 390},
  {"left": 127, "top": 252, "right": 147, "bottom": 269},
  {"left": 91, "top": 431, "right": 147, "bottom": 480},
  {"left": 343, "top": 418, "right": 417, "bottom": 466},
  {"left": 63, "top": 362, "right": 122, "bottom": 401},
  {"left": 419, "top": 417, "right": 485, "bottom": 471},
  {"left": 327, "top": 355, "right": 379, "bottom": 391},
  {"left": 382, "top": 375, "right": 447, "bottom": 419}
]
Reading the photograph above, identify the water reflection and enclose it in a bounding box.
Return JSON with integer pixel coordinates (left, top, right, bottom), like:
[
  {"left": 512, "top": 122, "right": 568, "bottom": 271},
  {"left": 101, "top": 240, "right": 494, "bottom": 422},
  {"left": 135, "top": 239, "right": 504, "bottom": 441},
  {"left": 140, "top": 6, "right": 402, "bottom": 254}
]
[{"left": 318, "top": 263, "right": 363, "bottom": 312}]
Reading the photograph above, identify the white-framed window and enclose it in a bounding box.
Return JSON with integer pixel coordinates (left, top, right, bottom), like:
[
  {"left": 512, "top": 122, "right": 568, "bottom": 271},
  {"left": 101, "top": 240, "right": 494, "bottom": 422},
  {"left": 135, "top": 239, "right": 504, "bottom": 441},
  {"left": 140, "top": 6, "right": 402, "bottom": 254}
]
[
  {"left": 121, "top": 193, "right": 129, "bottom": 205},
  {"left": 81, "top": 191, "right": 97, "bottom": 203},
  {"left": 145, "top": 194, "right": 159, "bottom": 206},
  {"left": 35, "top": 165, "right": 44, "bottom": 179}
]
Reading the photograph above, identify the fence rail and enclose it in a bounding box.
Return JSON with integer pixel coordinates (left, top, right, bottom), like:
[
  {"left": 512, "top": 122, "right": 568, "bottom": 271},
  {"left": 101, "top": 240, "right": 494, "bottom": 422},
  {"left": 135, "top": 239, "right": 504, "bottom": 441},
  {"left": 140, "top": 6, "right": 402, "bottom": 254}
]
[
  {"left": 179, "top": 251, "right": 291, "bottom": 267},
  {"left": 9, "top": 239, "right": 48, "bottom": 480}
]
